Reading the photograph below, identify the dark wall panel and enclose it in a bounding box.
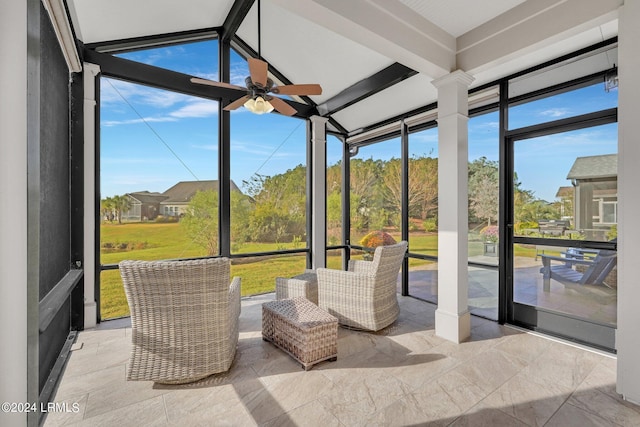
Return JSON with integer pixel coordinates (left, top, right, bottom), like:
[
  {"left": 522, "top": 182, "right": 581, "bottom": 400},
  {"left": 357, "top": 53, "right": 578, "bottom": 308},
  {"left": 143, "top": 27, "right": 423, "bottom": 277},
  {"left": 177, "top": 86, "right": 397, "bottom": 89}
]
[
  {"left": 70, "top": 72, "right": 85, "bottom": 331},
  {"left": 38, "top": 2, "right": 72, "bottom": 392}
]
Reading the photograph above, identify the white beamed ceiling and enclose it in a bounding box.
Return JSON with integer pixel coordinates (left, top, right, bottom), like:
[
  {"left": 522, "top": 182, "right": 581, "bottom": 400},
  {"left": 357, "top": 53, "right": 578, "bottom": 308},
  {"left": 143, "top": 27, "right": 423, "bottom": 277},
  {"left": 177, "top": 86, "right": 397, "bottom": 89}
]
[{"left": 67, "top": 0, "right": 621, "bottom": 133}]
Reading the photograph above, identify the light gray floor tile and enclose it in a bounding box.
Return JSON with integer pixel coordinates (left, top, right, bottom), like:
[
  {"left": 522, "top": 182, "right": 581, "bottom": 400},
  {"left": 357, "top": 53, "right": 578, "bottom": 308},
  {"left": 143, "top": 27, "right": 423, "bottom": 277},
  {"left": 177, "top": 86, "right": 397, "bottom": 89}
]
[{"left": 44, "top": 293, "right": 634, "bottom": 427}]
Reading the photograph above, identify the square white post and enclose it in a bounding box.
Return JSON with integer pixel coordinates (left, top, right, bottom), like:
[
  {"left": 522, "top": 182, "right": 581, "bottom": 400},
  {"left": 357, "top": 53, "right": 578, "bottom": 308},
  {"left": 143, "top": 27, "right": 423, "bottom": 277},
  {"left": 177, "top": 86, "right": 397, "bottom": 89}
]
[
  {"left": 310, "top": 116, "right": 329, "bottom": 269},
  {"left": 432, "top": 70, "right": 474, "bottom": 343},
  {"left": 83, "top": 63, "right": 100, "bottom": 328},
  {"left": 0, "top": 1, "right": 29, "bottom": 424},
  {"left": 617, "top": 1, "right": 640, "bottom": 405}
]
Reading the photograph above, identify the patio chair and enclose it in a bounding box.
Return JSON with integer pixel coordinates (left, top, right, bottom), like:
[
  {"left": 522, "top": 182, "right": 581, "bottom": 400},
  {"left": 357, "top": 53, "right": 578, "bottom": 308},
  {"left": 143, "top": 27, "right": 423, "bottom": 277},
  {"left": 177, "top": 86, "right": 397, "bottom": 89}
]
[
  {"left": 316, "top": 241, "right": 407, "bottom": 331},
  {"left": 539, "top": 249, "right": 617, "bottom": 292},
  {"left": 119, "top": 258, "right": 241, "bottom": 384}
]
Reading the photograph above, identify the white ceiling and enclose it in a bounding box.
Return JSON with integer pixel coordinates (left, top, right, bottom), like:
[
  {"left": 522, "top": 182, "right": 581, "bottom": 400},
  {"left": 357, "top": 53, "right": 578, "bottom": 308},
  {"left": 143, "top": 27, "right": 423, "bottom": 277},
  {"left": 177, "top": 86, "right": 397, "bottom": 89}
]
[
  {"left": 66, "top": 0, "right": 621, "bottom": 134},
  {"left": 397, "top": 0, "right": 527, "bottom": 37}
]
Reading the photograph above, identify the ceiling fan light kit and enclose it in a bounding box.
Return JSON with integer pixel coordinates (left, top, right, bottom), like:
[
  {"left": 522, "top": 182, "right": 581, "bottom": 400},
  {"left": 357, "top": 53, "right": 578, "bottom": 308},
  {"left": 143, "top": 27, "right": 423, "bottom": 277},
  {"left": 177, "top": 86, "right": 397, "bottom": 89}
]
[{"left": 244, "top": 96, "right": 274, "bottom": 114}]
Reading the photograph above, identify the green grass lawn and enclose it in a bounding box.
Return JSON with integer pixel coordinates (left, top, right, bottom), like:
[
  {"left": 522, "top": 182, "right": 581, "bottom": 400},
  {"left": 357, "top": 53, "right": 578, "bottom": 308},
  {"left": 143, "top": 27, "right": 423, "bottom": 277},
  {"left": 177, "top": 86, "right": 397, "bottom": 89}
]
[{"left": 99, "top": 222, "right": 539, "bottom": 319}]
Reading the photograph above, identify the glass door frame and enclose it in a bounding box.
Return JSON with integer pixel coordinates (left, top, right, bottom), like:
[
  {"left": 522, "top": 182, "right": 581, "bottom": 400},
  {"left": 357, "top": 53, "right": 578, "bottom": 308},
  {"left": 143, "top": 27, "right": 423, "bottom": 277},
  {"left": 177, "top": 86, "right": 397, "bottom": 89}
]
[{"left": 501, "top": 108, "right": 618, "bottom": 352}]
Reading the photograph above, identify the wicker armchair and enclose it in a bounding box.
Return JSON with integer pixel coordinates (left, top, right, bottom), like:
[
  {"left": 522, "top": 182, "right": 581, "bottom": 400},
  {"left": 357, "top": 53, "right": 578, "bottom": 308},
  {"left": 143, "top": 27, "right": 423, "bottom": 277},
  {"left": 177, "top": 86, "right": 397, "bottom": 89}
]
[
  {"left": 119, "top": 258, "right": 241, "bottom": 384},
  {"left": 317, "top": 241, "right": 407, "bottom": 331}
]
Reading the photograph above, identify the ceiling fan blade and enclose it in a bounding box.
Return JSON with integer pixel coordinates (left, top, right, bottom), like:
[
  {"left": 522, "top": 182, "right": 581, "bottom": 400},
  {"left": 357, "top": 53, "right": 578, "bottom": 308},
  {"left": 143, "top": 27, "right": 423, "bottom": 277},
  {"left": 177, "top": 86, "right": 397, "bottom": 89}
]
[
  {"left": 223, "top": 95, "right": 251, "bottom": 111},
  {"left": 248, "top": 58, "right": 268, "bottom": 87},
  {"left": 272, "top": 84, "right": 322, "bottom": 96},
  {"left": 268, "top": 96, "right": 297, "bottom": 116},
  {"left": 190, "top": 77, "right": 245, "bottom": 91}
]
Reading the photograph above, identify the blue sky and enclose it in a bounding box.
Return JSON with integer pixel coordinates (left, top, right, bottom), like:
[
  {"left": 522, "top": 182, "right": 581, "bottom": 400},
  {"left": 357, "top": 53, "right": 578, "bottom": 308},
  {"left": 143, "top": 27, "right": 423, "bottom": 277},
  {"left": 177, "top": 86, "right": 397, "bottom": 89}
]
[
  {"left": 101, "top": 41, "right": 309, "bottom": 197},
  {"left": 100, "top": 40, "right": 617, "bottom": 203}
]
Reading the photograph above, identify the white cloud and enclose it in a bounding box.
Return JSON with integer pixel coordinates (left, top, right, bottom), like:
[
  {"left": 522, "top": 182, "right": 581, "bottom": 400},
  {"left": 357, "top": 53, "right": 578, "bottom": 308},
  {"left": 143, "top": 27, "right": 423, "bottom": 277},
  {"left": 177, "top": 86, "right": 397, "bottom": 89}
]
[
  {"left": 101, "top": 78, "right": 190, "bottom": 108},
  {"left": 230, "top": 141, "right": 274, "bottom": 157},
  {"left": 169, "top": 101, "right": 218, "bottom": 118},
  {"left": 102, "top": 98, "right": 218, "bottom": 126},
  {"left": 410, "top": 131, "right": 438, "bottom": 143},
  {"left": 539, "top": 108, "right": 571, "bottom": 118},
  {"left": 102, "top": 116, "right": 178, "bottom": 127},
  {"left": 230, "top": 64, "right": 249, "bottom": 86},
  {"left": 117, "top": 45, "right": 187, "bottom": 67}
]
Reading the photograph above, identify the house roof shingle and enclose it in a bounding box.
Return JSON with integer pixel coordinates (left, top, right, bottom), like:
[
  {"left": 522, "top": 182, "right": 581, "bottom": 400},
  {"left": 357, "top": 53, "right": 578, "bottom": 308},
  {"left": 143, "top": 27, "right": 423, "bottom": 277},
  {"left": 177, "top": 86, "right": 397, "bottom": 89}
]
[
  {"left": 555, "top": 186, "right": 574, "bottom": 198},
  {"left": 127, "top": 191, "right": 167, "bottom": 204},
  {"left": 566, "top": 154, "right": 617, "bottom": 180},
  {"left": 160, "top": 180, "right": 240, "bottom": 204}
]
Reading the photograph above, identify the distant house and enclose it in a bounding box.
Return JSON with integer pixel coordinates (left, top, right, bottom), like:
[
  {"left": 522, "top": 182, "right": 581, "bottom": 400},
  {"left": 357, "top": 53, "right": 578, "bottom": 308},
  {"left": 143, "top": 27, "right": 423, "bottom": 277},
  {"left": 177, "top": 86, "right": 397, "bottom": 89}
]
[
  {"left": 159, "top": 180, "right": 241, "bottom": 217},
  {"left": 566, "top": 154, "right": 617, "bottom": 239},
  {"left": 121, "top": 180, "right": 242, "bottom": 220},
  {"left": 555, "top": 186, "right": 574, "bottom": 220},
  {"left": 122, "top": 191, "right": 167, "bottom": 221}
]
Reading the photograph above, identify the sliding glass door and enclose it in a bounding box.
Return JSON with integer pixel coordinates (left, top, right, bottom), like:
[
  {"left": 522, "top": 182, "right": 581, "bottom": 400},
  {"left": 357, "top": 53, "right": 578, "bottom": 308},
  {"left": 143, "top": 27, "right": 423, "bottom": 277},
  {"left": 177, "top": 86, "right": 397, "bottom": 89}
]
[{"left": 507, "top": 120, "right": 618, "bottom": 351}]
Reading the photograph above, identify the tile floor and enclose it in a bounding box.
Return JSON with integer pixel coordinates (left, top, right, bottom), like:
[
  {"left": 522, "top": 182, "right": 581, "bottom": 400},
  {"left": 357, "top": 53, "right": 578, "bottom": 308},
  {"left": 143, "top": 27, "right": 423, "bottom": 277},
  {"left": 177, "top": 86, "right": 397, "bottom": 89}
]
[
  {"left": 407, "top": 255, "right": 617, "bottom": 326},
  {"left": 44, "top": 293, "right": 638, "bottom": 427}
]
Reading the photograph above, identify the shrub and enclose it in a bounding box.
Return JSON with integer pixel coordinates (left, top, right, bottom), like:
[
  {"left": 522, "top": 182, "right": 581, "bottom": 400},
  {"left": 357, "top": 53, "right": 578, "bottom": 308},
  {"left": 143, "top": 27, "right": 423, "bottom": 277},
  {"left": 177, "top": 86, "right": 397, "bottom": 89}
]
[
  {"left": 100, "top": 241, "right": 149, "bottom": 252},
  {"left": 359, "top": 230, "right": 397, "bottom": 248},
  {"left": 514, "top": 221, "right": 538, "bottom": 235},
  {"left": 480, "top": 225, "right": 499, "bottom": 243},
  {"left": 423, "top": 219, "right": 437, "bottom": 232}
]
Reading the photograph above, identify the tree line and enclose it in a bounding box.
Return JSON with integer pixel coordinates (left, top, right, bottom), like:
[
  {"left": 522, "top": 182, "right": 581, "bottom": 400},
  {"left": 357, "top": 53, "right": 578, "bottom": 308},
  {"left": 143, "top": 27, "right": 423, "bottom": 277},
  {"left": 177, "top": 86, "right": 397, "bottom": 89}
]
[{"left": 102, "top": 155, "right": 567, "bottom": 255}]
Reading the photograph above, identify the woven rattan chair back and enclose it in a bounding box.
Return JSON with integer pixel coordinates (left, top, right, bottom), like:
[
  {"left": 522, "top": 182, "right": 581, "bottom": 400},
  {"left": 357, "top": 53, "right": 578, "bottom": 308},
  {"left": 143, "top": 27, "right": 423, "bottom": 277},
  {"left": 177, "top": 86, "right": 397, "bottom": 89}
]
[{"left": 119, "top": 257, "right": 241, "bottom": 384}]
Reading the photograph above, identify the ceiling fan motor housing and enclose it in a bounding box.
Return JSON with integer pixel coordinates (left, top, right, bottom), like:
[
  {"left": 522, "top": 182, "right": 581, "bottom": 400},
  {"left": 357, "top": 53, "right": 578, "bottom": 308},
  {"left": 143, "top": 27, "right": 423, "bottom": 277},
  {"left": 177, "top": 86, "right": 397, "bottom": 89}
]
[{"left": 245, "top": 76, "right": 274, "bottom": 97}]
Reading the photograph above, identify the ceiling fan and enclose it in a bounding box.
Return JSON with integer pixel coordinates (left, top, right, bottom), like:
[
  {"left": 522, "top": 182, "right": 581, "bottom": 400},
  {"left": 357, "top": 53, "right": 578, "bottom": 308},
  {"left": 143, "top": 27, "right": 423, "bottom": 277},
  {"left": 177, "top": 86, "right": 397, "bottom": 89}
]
[
  {"left": 190, "top": 0, "right": 322, "bottom": 116},
  {"left": 190, "top": 58, "right": 322, "bottom": 116}
]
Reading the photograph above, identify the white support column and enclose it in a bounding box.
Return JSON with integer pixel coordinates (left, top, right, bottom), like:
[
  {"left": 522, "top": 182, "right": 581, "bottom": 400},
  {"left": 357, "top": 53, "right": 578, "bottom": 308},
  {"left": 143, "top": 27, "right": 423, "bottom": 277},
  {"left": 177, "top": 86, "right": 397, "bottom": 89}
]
[
  {"left": 83, "top": 62, "right": 100, "bottom": 329},
  {"left": 617, "top": 1, "right": 640, "bottom": 405},
  {"left": 0, "top": 2, "right": 28, "bottom": 424},
  {"left": 432, "top": 70, "right": 474, "bottom": 343},
  {"left": 310, "top": 116, "right": 329, "bottom": 269}
]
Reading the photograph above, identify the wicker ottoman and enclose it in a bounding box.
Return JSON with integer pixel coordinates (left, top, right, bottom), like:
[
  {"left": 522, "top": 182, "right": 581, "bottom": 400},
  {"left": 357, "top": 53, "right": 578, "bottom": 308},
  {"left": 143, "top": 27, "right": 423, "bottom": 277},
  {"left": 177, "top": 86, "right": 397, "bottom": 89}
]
[
  {"left": 275, "top": 270, "right": 318, "bottom": 304},
  {"left": 262, "top": 297, "right": 338, "bottom": 370}
]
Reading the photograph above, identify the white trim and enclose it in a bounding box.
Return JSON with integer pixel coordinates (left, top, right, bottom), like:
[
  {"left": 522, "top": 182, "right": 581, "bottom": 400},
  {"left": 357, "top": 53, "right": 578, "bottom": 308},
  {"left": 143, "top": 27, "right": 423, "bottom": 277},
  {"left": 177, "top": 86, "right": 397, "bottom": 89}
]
[
  {"left": 616, "top": 0, "right": 640, "bottom": 405},
  {"left": 346, "top": 83, "right": 493, "bottom": 145},
  {"left": 0, "top": 1, "right": 29, "bottom": 423},
  {"left": 41, "top": 0, "right": 82, "bottom": 73},
  {"left": 310, "top": 116, "right": 329, "bottom": 269},
  {"left": 83, "top": 63, "right": 100, "bottom": 328}
]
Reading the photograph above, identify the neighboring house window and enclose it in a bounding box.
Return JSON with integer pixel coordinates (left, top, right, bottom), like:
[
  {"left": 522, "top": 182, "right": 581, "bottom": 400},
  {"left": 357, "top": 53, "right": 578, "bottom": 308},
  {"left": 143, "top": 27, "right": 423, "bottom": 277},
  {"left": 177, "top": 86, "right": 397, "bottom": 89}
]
[
  {"left": 592, "top": 197, "right": 618, "bottom": 225},
  {"left": 591, "top": 199, "right": 600, "bottom": 223},
  {"left": 602, "top": 201, "right": 617, "bottom": 224}
]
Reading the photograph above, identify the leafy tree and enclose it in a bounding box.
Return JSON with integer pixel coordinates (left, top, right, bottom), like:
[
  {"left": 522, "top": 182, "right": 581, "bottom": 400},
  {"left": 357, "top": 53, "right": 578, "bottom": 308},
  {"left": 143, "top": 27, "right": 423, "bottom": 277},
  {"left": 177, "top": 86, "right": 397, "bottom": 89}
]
[
  {"left": 350, "top": 158, "right": 384, "bottom": 231},
  {"left": 469, "top": 157, "right": 499, "bottom": 226},
  {"left": 181, "top": 189, "right": 219, "bottom": 256},
  {"left": 326, "top": 162, "right": 342, "bottom": 195},
  {"left": 101, "top": 196, "right": 116, "bottom": 222},
  {"left": 326, "top": 191, "right": 340, "bottom": 245},
  {"left": 516, "top": 199, "right": 560, "bottom": 223},
  {"left": 326, "top": 162, "right": 344, "bottom": 243},
  {"left": 409, "top": 155, "right": 438, "bottom": 220},
  {"left": 377, "top": 158, "right": 401, "bottom": 228},
  {"left": 248, "top": 202, "right": 290, "bottom": 243},
  {"left": 230, "top": 191, "right": 253, "bottom": 245},
  {"left": 100, "top": 195, "right": 131, "bottom": 224},
  {"left": 112, "top": 195, "right": 132, "bottom": 224},
  {"left": 242, "top": 165, "right": 307, "bottom": 243}
]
